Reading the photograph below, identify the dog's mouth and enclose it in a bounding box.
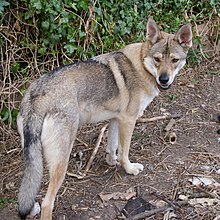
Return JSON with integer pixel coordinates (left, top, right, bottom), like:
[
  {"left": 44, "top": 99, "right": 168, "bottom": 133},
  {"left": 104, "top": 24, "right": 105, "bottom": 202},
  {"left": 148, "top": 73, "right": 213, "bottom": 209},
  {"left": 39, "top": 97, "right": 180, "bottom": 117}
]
[{"left": 157, "top": 84, "right": 171, "bottom": 92}]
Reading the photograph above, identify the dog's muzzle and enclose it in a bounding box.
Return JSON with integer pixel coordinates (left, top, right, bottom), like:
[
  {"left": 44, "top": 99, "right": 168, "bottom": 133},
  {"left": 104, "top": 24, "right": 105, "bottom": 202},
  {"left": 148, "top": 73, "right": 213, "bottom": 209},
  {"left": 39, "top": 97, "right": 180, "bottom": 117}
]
[{"left": 158, "top": 73, "right": 171, "bottom": 91}]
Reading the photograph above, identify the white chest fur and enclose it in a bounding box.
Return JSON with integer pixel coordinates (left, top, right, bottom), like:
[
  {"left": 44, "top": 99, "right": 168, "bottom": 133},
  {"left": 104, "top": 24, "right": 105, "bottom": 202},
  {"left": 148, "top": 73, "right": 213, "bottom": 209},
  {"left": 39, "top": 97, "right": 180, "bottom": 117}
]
[{"left": 137, "top": 91, "right": 158, "bottom": 118}]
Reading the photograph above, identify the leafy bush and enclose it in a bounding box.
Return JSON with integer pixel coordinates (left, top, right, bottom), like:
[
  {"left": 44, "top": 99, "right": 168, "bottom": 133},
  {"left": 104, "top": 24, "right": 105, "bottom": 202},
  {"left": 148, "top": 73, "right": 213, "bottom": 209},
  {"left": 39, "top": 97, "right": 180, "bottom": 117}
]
[
  {"left": 2, "top": 0, "right": 219, "bottom": 59},
  {"left": 0, "top": 0, "right": 219, "bottom": 125}
]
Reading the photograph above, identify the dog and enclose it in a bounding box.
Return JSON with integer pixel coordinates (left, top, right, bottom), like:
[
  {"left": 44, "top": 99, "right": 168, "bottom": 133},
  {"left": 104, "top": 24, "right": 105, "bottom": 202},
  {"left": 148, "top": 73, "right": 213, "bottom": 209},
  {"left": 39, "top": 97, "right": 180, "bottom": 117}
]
[{"left": 17, "top": 17, "right": 192, "bottom": 219}]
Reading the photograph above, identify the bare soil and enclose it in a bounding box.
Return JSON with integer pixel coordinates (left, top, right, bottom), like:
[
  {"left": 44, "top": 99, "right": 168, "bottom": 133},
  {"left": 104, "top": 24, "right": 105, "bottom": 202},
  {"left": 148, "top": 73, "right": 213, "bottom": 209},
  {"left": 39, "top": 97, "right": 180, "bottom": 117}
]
[{"left": 0, "top": 58, "right": 219, "bottom": 220}]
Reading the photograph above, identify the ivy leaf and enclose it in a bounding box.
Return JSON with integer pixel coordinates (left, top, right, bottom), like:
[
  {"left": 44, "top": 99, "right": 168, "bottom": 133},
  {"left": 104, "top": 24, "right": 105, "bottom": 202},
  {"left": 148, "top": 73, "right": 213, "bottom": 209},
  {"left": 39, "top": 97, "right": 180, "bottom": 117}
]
[
  {"left": 64, "top": 44, "right": 77, "bottom": 55},
  {"left": 42, "top": 21, "right": 50, "bottom": 30},
  {"left": 71, "top": 3, "right": 78, "bottom": 11},
  {"left": 0, "top": 0, "right": 10, "bottom": 15},
  {"left": 25, "top": 10, "right": 34, "bottom": 19},
  {"left": 30, "top": 0, "right": 42, "bottom": 10}
]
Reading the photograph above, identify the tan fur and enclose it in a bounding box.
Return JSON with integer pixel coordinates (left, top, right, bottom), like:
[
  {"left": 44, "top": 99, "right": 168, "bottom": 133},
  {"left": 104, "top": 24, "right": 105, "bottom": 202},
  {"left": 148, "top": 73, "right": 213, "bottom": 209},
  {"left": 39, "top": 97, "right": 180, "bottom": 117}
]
[{"left": 17, "top": 17, "right": 192, "bottom": 220}]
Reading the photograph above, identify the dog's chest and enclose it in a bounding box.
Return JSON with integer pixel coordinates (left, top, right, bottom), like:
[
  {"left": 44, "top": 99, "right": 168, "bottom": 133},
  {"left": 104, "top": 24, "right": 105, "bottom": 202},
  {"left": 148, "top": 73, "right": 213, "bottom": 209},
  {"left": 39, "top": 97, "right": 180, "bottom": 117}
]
[{"left": 137, "top": 92, "right": 157, "bottom": 117}]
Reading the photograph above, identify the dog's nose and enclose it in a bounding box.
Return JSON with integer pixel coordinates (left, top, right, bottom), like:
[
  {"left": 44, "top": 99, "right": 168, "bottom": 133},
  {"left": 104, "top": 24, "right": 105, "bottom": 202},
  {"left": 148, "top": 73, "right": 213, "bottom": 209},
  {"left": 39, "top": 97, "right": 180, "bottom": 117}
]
[{"left": 159, "top": 73, "right": 169, "bottom": 84}]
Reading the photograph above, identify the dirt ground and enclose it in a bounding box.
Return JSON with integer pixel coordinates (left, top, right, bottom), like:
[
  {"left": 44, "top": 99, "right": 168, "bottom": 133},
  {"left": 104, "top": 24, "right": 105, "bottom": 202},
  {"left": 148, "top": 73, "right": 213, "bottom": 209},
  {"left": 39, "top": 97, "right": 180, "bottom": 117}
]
[{"left": 0, "top": 57, "right": 220, "bottom": 220}]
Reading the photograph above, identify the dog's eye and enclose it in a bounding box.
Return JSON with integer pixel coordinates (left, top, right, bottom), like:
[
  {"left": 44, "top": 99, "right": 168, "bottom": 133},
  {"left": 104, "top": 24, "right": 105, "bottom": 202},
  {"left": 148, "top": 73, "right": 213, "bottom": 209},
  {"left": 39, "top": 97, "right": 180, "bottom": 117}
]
[
  {"left": 172, "top": 58, "right": 179, "bottom": 63},
  {"left": 154, "top": 57, "right": 160, "bottom": 62}
]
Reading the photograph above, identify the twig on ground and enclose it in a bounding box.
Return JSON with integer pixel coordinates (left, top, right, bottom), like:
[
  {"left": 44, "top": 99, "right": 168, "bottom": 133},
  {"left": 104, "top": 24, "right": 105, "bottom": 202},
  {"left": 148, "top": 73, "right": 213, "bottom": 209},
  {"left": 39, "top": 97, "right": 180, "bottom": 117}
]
[
  {"left": 137, "top": 114, "right": 181, "bottom": 123},
  {"left": 164, "top": 118, "right": 176, "bottom": 131},
  {"left": 172, "top": 167, "right": 186, "bottom": 200},
  {"left": 82, "top": 124, "right": 107, "bottom": 176},
  {"left": 7, "top": 148, "right": 19, "bottom": 154},
  {"left": 151, "top": 191, "right": 181, "bottom": 210},
  {"left": 76, "top": 138, "right": 89, "bottom": 147}
]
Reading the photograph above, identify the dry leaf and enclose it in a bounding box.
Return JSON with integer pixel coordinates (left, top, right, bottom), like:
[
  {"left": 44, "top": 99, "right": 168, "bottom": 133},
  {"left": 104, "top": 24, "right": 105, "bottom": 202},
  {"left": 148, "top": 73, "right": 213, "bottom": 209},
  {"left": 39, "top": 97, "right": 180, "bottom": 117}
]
[
  {"left": 188, "top": 198, "right": 220, "bottom": 206},
  {"left": 99, "top": 188, "right": 136, "bottom": 203},
  {"left": 189, "top": 176, "right": 220, "bottom": 188}
]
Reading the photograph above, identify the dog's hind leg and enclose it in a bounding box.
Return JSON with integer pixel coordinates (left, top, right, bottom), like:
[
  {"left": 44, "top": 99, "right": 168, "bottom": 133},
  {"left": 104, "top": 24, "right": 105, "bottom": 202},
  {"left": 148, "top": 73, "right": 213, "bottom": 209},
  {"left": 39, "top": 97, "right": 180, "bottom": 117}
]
[
  {"left": 106, "top": 118, "right": 119, "bottom": 166},
  {"left": 40, "top": 115, "right": 78, "bottom": 220}
]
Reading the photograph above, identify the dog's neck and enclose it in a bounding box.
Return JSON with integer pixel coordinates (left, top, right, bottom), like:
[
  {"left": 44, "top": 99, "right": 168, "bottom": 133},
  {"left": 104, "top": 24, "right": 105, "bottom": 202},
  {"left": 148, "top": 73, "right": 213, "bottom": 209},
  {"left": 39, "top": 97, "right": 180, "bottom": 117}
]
[
  {"left": 120, "top": 43, "right": 159, "bottom": 95},
  {"left": 140, "top": 41, "right": 160, "bottom": 93}
]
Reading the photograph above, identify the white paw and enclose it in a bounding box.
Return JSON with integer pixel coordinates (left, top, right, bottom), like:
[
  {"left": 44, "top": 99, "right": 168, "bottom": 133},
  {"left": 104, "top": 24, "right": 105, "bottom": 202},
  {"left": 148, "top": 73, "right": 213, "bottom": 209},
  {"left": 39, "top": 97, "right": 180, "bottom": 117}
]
[
  {"left": 30, "top": 202, "right": 41, "bottom": 217},
  {"left": 124, "top": 162, "right": 144, "bottom": 175},
  {"left": 106, "top": 153, "right": 118, "bottom": 166}
]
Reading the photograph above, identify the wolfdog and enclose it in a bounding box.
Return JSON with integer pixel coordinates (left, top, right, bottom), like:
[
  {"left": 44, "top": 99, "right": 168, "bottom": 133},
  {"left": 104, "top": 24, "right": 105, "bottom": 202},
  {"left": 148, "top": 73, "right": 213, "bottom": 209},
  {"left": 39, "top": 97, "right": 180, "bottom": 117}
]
[{"left": 17, "top": 17, "right": 192, "bottom": 219}]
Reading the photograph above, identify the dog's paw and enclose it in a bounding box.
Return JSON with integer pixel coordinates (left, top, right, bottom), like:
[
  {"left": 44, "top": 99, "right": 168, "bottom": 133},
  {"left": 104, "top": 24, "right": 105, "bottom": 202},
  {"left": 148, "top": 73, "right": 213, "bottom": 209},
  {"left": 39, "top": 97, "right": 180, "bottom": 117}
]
[
  {"left": 106, "top": 153, "right": 118, "bottom": 166},
  {"left": 124, "top": 162, "right": 144, "bottom": 175},
  {"left": 30, "top": 202, "right": 41, "bottom": 217}
]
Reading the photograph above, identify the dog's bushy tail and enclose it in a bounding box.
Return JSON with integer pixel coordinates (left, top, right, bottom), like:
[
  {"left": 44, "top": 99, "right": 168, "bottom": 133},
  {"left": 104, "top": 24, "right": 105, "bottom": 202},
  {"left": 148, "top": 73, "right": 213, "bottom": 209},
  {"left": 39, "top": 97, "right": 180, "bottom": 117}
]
[{"left": 18, "top": 113, "right": 44, "bottom": 219}]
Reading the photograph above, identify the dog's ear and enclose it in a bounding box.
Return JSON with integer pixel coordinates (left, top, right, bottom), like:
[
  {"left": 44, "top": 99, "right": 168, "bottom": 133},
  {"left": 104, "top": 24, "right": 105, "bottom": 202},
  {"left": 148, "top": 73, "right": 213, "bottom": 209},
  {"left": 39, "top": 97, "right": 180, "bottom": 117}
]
[
  {"left": 175, "top": 24, "right": 192, "bottom": 48},
  {"left": 146, "top": 17, "right": 161, "bottom": 44}
]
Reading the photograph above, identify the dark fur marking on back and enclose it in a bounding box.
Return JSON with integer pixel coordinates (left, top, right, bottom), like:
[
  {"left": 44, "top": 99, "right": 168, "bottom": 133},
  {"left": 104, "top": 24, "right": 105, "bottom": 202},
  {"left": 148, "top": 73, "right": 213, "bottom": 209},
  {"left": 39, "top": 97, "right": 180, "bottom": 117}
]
[
  {"left": 47, "top": 59, "right": 99, "bottom": 78},
  {"left": 78, "top": 61, "right": 119, "bottom": 103},
  {"left": 47, "top": 62, "right": 77, "bottom": 78},
  {"left": 29, "top": 59, "right": 100, "bottom": 102},
  {"left": 113, "top": 52, "right": 138, "bottom": 89},
  {"left": 113, "top": 52, "right": 128, "bottom": 84},
  {"left": 103, "top": 64, "right": 119, "bottom": 99}
]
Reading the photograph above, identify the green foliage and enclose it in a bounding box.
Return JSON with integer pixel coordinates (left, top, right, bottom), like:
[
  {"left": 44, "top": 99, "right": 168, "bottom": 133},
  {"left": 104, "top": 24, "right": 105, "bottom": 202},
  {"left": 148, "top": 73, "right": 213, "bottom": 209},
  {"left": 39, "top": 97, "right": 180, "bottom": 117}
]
[
  {"left": 1, "top": 105, "right": 18, "bottom": 125},
  {"left": 166, "top": 93, "right": 178, "bottom": 102},
  {"left": 0, "top": 0, "right": 9, "bottom": 15},
  {"left": 3, "top": 0, "right": 218, "bottom": 59},
  {"left": 132, "top": 131, "right": 142, "bottom": 141},
  {"left": 2, "top": 0, "right": 219, "bottom": 60},
  {"left": 0, "top": 198, "right": 17, "bottom": 209}
]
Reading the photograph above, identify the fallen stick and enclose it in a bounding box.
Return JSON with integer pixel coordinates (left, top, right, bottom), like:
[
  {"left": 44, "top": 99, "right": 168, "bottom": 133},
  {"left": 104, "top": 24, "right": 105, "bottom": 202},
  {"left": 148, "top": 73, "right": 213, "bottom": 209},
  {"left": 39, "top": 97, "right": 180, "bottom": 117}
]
[
  {"left": 137, "top": 114, "right": 181, "bottom": 123},
  {"left": 82, "top": 124, "right": 108, "bottom": 176},
  {"left": 164, "top": 118, "right": 176, "bottom": 131},
  {"left": 151, "top": 191, "right": 181, "bottom": 210},
  {"left": 76, "top": 138, "right": 89, "bottom": 147}
]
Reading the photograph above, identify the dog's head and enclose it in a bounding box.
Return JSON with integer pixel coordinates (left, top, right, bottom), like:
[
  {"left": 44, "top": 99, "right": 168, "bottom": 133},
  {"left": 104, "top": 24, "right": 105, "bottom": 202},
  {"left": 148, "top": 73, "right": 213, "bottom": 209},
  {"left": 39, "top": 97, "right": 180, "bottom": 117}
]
[{"left": 143, "top": 17, "right": 192, "bottom": 91}]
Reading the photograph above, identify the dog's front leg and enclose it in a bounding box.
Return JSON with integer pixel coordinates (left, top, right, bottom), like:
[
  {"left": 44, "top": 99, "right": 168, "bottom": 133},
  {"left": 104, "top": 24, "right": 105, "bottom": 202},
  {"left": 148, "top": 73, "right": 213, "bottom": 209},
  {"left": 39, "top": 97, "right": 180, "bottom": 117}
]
[
  {"left": 118, "top": 117, "right": 144, "bottom": 175},
  {"left": 106, "top": 118, "right": 119, "bottom": 166}
]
